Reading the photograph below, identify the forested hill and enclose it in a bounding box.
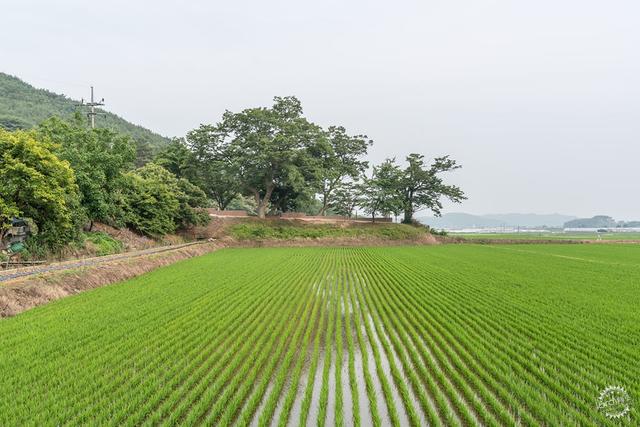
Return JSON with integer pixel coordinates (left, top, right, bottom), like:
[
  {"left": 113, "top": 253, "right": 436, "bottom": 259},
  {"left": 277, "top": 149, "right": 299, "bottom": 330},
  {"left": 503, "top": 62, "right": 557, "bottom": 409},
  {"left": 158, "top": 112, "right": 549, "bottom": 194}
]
[{"left": 0, "top": 72, "right": 170, "bottom": 154}]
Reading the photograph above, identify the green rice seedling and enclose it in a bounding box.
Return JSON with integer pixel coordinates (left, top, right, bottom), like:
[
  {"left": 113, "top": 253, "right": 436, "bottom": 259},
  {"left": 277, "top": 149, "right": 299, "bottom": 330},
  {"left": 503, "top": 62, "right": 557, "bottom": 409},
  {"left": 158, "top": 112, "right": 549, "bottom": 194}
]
[
  {"left": 316, "top": 255, "right": 338, "bottom": 427},
  {"left": 297, "top": 273, "right": 330, "bottom": 426},
  {"left": 343, "top": 267, "right": 361, "bottom": 427},
  {"left": 350, "top": 266, "right": 401, "bottom": 426},
  {"left": 2, "top": 245, "right": 640, "bottom": 426},
  {"left": 346, "top": 267, "right": 383, "bottom": 427},
  {"left": 275, "top": 274, "right": 327, "bottom": 426}
]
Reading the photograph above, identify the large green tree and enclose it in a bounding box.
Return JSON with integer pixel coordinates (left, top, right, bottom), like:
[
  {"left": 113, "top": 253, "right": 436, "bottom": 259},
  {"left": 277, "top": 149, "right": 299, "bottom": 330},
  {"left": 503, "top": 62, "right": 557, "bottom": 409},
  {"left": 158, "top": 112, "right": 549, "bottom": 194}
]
[
  {"left": 38, "top": 116, "right": 136, "bottom": 230},
  {"left": 191, "top": 96, "right": 324, "bottom": 218},
  {"left": 359, "top": 159, "right": 404, "bottom": 221},
  {"left": 328, "top": 181, "right": 362, "bottom": 218},
  {"left": 154, "top": 137, "right": 199, "bottom": 183},
  {"left": 311, "top": 126, "right": 370, "bottom": 215},
  {"left": 0, "top": 129, "right": 81, "bottom": 248},
  {"left": 184, "top": 127, "right": 240, "bottom": 210},
  {"left": 400, "top": 154, "right": 465, "bottom": 223}
]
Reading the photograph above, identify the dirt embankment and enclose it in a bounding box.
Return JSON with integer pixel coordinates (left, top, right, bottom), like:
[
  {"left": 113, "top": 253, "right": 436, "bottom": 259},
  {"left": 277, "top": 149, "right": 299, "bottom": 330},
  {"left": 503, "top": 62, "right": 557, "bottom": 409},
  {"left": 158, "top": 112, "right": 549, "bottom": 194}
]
[
  {"left": 0, "top": 242, "right": 221, "bottom": 318},
  {"left": 227, "top": 234, "right": 439, "bottom": 248}
]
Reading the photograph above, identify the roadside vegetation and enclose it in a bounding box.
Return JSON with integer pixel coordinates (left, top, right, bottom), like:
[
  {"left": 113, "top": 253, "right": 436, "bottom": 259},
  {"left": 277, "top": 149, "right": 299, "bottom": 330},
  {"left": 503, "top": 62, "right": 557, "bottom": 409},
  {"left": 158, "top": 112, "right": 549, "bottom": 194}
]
[
  {"left": 0, "top": 245, "right": 637, "bottom": 425},
  {"left": 77, "top": 232, "right": 124, "bottom": 256}
]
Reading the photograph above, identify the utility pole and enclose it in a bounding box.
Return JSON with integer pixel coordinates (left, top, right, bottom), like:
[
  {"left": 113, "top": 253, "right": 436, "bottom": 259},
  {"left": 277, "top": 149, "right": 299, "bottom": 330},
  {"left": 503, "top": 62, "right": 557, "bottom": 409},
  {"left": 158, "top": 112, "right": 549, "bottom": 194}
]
[{"left": 77, "top": 86, "right": 105, "bottom": 128}]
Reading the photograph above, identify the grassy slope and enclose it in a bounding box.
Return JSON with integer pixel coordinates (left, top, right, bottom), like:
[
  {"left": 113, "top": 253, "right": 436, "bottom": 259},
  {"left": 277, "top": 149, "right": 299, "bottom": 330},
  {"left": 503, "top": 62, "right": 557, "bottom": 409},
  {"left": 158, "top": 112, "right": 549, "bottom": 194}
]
[
  {"left": 0, "top": 244, "right": 638, "bottom": 425},
  {"left": 228, "top": 221, "right": 428, "bottom": 241},
  {"left": 0, "top": 72, "right": 170, "bottom": 150}
]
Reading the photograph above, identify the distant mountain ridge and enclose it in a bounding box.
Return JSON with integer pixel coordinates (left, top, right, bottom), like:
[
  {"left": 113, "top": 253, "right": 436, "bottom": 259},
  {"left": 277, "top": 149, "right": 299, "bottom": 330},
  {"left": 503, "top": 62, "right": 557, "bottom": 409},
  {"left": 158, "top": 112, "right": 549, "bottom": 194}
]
[
  {"left": 0, "top": 72, "right": 170, "bottom": 153},
  {"left": 418, "top": 212, "right": 577, "bottom": 229}
]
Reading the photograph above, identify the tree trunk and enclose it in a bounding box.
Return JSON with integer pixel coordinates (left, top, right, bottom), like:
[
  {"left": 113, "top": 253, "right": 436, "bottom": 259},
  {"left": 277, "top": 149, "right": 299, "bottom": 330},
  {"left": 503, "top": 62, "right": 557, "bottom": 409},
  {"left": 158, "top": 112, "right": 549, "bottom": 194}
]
[
  {"left": 257, "top": 203, "right": 267, "bottom": 219},
  {"left": 318, "top": 189, "right": 330, "bottom": 216},
  {"left": 403, "top": 208, "right": 413, "bottom": 224},
  {"left": 255, "top": 183, "right": 275, "bottom": 219},
  {"left": 318, "top": 203, "right": 327, "bottom": 216}
]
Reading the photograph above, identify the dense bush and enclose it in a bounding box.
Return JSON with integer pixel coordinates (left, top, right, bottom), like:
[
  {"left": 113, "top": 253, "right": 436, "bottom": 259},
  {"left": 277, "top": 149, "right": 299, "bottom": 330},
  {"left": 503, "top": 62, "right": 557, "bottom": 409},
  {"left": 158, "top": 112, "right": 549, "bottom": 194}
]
[{"left": 119, "top": 164, "right": 209, "bottom": 236}]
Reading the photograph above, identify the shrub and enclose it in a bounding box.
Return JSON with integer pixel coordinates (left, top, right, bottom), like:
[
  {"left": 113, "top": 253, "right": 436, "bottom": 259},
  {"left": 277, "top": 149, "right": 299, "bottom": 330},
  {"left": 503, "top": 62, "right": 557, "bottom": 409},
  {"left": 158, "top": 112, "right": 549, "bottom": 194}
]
[{"left": 118, "top": 164, "right": 209, "bottom": 236}]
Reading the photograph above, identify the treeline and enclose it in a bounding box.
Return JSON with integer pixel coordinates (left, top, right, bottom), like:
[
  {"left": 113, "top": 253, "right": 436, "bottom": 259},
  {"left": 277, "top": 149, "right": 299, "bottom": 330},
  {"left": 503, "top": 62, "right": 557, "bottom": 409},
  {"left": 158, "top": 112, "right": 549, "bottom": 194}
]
[
  {"left": 0, "top": 115, "right": 208, "bottom": 251},
  {"left": 1, "top": 95, "right": 465, "bottom": 251},
  {"left": 159, "top": 96, "right": 465, "bottom": 222}
]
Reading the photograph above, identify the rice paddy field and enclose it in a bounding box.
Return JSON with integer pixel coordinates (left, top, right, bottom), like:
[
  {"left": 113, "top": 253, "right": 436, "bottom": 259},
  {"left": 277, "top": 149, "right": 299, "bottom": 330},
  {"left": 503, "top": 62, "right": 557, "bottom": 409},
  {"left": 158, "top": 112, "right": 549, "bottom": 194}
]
[{"left": 1, "top": 244, "right": 639, "bottom": 426}]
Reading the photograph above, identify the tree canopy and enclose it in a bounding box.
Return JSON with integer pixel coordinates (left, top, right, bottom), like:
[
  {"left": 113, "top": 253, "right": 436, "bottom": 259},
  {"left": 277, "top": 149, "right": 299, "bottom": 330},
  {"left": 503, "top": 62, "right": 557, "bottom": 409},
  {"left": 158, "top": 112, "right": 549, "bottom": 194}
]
[
  {"left": 189, "top": 96, "right": 326, "bottom": 217},
  {"left": 118, "top": 163, "right": 209, "bottom": 236},
  {"left": 400, "top": 154, "right": 466, "bottom": 223},
  {"left": 312, "top": 126, "right": 370, "bottom": 215},
  {"left": 38, "top": 115, "right": 136, "bottom": 229},
  {"left": 0, "top": 129, "right": 81, "bottom": 248},
  {"left": 359, "top": 159, "right": 405, "bottom": 221}
]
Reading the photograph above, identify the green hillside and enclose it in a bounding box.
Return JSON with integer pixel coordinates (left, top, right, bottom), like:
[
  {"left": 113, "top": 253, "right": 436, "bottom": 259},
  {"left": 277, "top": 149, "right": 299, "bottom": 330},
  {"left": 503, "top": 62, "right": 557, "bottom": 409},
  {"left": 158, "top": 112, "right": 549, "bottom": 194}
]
[{"left": 0, "top": 72, "right": 170, "bottom": 152}]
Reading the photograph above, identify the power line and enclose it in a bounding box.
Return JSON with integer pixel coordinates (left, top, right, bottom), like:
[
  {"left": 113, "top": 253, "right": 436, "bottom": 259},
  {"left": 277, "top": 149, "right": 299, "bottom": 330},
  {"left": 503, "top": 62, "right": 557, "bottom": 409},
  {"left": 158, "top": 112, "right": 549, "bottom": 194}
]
[{"left": 76, "top": 86, "right": 105, "bottom": 128}]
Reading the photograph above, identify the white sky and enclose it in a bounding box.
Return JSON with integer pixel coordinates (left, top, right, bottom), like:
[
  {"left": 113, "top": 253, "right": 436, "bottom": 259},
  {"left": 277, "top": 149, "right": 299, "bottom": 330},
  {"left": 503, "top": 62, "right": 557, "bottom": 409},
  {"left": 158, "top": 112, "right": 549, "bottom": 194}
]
[{"left": 2, "top": 0, "right": 639, "bottom": 219}]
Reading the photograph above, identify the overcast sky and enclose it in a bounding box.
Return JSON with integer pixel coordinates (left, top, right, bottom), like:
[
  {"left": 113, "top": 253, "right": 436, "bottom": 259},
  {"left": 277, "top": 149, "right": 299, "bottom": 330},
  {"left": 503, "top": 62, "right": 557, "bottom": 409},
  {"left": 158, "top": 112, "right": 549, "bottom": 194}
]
[{"left": 3, "top": 0, "right": 639, "bottom": 219}]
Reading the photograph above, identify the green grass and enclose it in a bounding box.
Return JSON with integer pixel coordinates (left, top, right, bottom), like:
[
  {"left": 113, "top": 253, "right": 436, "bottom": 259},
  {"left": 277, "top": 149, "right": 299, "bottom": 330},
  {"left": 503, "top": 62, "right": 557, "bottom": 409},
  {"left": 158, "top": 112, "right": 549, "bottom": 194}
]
[
  {"left": 229, "top": 221, "right": 426, "bottom": 240},
  {"left": 1, "top": 244, "right": 639, "bottom": 425},
  {"left": 81, "top": 231, "right": 124, "bottom": 256}
]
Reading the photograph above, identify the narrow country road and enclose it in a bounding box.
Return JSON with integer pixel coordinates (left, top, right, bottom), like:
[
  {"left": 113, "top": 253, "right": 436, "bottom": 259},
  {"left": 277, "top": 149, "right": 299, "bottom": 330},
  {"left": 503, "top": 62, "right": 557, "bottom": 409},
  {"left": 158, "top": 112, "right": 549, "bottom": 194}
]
[{"left": 0, "top": 241, "right": 207, "bottom": 283}]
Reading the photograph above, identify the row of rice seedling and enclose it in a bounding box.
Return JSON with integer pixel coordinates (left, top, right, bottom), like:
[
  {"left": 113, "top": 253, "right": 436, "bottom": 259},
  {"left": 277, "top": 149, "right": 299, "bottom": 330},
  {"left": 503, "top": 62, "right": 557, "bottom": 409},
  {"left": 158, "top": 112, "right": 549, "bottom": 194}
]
[
  {"left": 315, "top": 260, "right": 337, "bottom": 427},
  {"left": 1, "top": 256, "right": 271, "bottom": 424},
  {"left": 252, "top": 256, "right": 335, "bottom": 427},
  {"left": 296, "top": 274, "right": 330, "bottom": 426},
  {"left": 99, "top": 255, "right": 307, "bottom": 426},
  {"left": 362, "top": 246, "right": 637, "bottom": 425},
  {"left": 355, "top": 250, "right": 483, "bottom": 425},
  {"left": 343, "top": 271, "right": 361, "bottom": 427},
  {"left": 1, "top": 244, "right": 638, "bottom": 425},
  {"left": 397, "top": 250, "right": 615, "bottom": 423},
  {"left": 355, "top": 249, "right": 515, "bottom": 425},
  {"left": 200, "top": 250, "right": 338, "bottom": 426},
  {"left": 368, "top": 249, "right": 583, "bottom": 424},
  {"left": 345, "top": 265, "right": 383, "bottom": 427},
  {"left": 93, "top": 252, "right": 315, "bottom": 426}
]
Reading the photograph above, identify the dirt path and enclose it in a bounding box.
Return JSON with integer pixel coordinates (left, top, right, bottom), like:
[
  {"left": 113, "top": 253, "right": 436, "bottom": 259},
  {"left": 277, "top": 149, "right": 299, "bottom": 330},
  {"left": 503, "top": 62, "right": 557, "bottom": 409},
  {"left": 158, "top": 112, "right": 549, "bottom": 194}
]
[
  {"left": 0, "top": 241, "right": 222, "bottom": 317},
  {"left": 0, "top": 241, "right": 209, "bottom": 283}
]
